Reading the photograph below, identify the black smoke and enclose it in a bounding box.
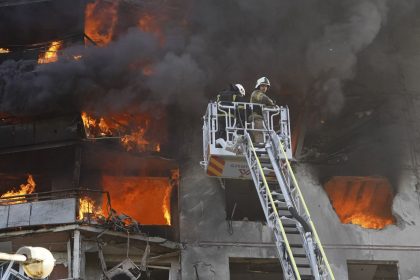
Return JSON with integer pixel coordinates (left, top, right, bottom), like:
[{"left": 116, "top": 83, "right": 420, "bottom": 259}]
[
  {"left": 1, "top": 0, "right": 420, "bottom": 189},
  {"left": 1, "top": 0, "right": 420, "bottom": 182},
  {"left": 0, "top": 0, "right": 406, "bottom": 117}
]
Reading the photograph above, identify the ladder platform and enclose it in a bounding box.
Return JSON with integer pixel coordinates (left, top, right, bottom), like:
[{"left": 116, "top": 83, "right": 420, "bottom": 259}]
[{"left": 202, "top": 102, "right": 334, "bottom": 279}]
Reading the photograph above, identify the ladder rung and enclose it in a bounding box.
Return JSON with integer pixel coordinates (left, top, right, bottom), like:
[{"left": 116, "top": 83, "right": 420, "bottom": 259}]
[
  {"left": 280, "top": 214, "right": 293, "bottom": 219},
  {"left": 273, "top": 199, "right": 285, "bottom": 203},
  {"left": 267, "top": 198, "right": 286, "bottom": 204},
  {"left": 254, "top": 143, "right": 266, "bottom": 148},
  {"left": 284, "top": 228, "right": 300, "bottom": 234},
  {"left": 256, "top": 154, "right": 268, "bottom": 159},
  {"left": 258, "top": 158, "right": 270, "bottom": 163},
  {"left": 282, "top": 223, "right": 297, "bottom": 228},
  {"left": 292, "top": 252, "right": 308, "bottom": 258}
]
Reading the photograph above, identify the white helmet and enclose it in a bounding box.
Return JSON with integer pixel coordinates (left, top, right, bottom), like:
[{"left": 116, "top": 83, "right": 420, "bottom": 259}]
[
  {"left": 234, "top": 83, "right": 246, "bottom": 97},
  {"left": 255, "top": 77, "right": 270, "bottom": 89}
]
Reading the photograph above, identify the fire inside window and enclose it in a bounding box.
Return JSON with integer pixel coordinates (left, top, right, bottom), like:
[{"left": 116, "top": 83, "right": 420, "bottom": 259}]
[
  {"left": 81, "top": 112, "right": 165, "bottom": 153},
  {"left": 324, "top": 176, "right": 395, "bottom": 229},
  {"left": 102, "top": 176, "right": 173, "bottom": 225}
]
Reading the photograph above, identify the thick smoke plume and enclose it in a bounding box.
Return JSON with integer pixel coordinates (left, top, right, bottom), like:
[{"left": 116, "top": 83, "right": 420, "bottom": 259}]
[
  {"left": 0, "top": 0, "right": 408, "bottom": 118},
  {"left": 0, "top": 0, "right": 419, "bottom": 202}
]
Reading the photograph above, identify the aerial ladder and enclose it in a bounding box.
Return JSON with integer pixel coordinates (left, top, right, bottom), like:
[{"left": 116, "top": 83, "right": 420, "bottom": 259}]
[{"left": 201, "top": 102, "right": 335, "bottom": 280}]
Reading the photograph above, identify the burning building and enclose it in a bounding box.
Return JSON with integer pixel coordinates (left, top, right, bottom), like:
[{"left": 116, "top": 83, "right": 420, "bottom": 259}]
[
  {"left": 0, "top": 0, "right": 182, "bottom": 278},
  {"left": 1, "top": 0, "right": 420, "bottom": 279}
]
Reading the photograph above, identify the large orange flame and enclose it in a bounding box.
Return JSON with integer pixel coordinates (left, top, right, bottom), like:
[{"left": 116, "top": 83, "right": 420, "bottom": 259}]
[
  {"left": 81, "top": 112, "right": 163, "bottom": 152},
  {"left": 324, "top": 176, "right": 395, "bottom": 229},
  {"left": 0, "top": 175, "right": 36, "bottom": 204},
  {"left": 38, "top": 41, "right": 62, "bottom": 64},
  {"left": 85, "top": 0, "right": 119, "bottom": 46},
  {"left": 0, "top": 48, "right": 10, "bottom": 54},
  {"left": 102, "top": 176, "right": 173, "bottom": 225}
]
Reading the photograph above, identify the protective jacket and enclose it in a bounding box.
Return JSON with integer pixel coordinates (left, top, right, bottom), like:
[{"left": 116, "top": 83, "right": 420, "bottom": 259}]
[
  {"left": 250, "top": 90, "right": 275, "bottom": 118},
  {"left": 217, "top": 87, "right": 244, "bottom": 105},
  {"left": 250, "top": 90, "right": 275, "bottom": 106}
]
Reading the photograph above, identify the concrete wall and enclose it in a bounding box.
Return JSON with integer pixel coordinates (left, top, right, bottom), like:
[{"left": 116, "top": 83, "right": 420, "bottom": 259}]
[
  {"left": 180, "top": 163, "right": 280, "bottom": 280},
  {"left": 295, "top": 166, "right": 420, "bottom": 280}
]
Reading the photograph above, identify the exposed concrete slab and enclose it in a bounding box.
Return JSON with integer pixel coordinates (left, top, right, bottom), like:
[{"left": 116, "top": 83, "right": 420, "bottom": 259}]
[
  {"left": 7, "top": 203, "right": 30, "bottom": 227},
  {"left": 30, "top": 198, "right": 76, "bottom": 225},
  {"left": 0, "top": 198, "right": 77, "bottom": 229}
]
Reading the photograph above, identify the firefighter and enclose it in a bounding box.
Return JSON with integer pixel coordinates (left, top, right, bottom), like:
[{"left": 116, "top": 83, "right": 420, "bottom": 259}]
[
  {"left": 216, "top": 83, "right": 246, "bottom": 104},
  {"left": 250, "top": 76, "right": 275, "bottom": 106},
  {"left": 216, "top": 84, "right": 246, "bottom": 142},
  {"left": 249, "top": 77, "right": 275, "bottom": 143}
]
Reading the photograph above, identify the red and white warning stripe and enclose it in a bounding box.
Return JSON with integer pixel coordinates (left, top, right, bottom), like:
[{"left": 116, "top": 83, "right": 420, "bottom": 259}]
[{"left": 206, "top": 156, "right": 225, "bottom": 177}]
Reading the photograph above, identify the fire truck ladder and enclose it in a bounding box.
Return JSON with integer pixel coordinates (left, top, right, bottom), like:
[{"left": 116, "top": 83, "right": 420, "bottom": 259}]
[{"left": 241, "top": 131, "right": 335, "bottom": 280}]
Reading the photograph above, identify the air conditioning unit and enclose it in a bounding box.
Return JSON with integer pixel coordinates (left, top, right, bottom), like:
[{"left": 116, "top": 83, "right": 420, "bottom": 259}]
[{"left": 104, "top": 259, "right": 142, "bottom": 280}]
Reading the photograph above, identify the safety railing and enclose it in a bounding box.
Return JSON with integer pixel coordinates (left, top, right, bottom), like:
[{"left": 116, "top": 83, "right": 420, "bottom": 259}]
[
  {"left": 0, "top": 189, "right": 112, "bottom": 223},
  {"left": 202, "top": 102, "right": 292, "bottom": 158},
  {"left": 0, "top": 188, "right": 109, "bottom": 205}
]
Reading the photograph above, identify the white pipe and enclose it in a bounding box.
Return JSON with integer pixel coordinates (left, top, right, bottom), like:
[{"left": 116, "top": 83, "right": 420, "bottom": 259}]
[{"left": 0, "top": 252, "right": 26, "bottom": 262}]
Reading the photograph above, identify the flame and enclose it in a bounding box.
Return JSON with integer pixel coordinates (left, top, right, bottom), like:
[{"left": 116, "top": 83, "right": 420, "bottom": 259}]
[
  {"left": 0, "top": 48, "right": 10, "bottom": 54},
  {"left": 324, "top": 176, "right": 395, "bottom": 229},
  {"left": 78, "top": 196, "right": 104, "bottom": 220},
  {"left": 0, "top": 175, "right": 36, "bottom": 204},
  {"left": 38, "top": 41, "right": 62, "bottom": 64},
  {"left": 102, "top": 176, "right": 172, "bottom": 225},
  {"left": 82, "top": 112, "right": 164, "bottom": 152},
  {"left": 85, "top": 0, "right": 119, "bottom": 46},
  {"left": 138, "top": 14, "right": 166, "bottom": 46},
  {"left": 162, "top": 186, "right": 171, "bottom": 225}
]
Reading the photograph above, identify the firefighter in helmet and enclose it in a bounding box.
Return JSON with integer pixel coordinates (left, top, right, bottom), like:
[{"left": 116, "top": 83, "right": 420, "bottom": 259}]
[
  {"left": 250, "top": 77, "right": 275, "bottom": 106},
  {"left": 216, "top": 83, "right": 246, "bottom": 141},
  {"left": 217, "top": 83, "right": 246, "bottom": 104},
  {"left": 249, "top": 77, "right": 275, "bottom": 143}
]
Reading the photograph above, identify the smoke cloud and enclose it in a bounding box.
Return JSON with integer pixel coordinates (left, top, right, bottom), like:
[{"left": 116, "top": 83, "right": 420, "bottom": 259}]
[
  {"left": 0, "top": 0, "right": 419, "bottom": 194},
  {"left": 0, "top": 0, "right": 419, "bottom": 120}
]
